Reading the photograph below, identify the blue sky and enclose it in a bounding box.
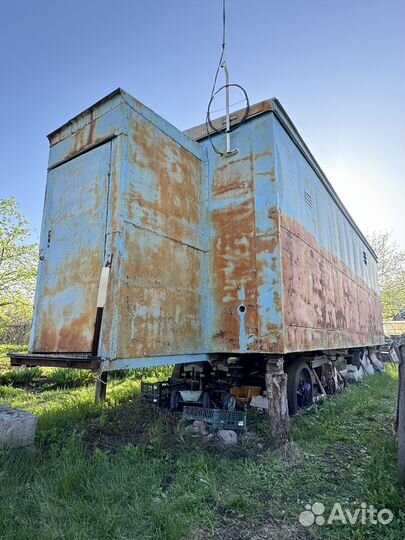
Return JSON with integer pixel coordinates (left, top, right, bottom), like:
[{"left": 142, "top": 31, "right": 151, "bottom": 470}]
[{"left": 0, "top": 0, "right": 404, "bottom": 246}]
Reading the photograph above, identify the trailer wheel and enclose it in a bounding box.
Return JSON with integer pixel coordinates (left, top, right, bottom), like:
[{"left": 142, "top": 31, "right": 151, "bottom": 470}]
[
  {"left": 169, "top": 390, "right": 180, "bottom": 412},
  {"left": 286, "top": 361, "right": 314, "bottom": 415}
]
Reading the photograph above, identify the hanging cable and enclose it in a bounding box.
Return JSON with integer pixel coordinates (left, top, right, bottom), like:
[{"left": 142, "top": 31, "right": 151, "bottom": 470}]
[
  {"left": 209, "top": 0, "right": 226, "bottom": 99},
  {"left": 205, "top": 0, "right": 250, "bottom": 157},
  {"left": 205, "top": 0, "right": 227, "bottom": 155}
]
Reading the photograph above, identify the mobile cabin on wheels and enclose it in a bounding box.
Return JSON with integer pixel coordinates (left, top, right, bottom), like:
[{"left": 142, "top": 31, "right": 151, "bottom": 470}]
[{"left": 11, "top": 89, "right": 384, "bottom": 414}]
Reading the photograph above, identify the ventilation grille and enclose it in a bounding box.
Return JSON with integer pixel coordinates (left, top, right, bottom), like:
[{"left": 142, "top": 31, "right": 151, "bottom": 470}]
[{"left": 305, "top": 191, "right": 313, "bottom": 208}]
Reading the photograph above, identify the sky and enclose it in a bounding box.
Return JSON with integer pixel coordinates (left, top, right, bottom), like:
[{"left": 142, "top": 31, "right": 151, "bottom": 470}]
[{"left": 0, "top": 0, "right": 404, "bottom": 247}]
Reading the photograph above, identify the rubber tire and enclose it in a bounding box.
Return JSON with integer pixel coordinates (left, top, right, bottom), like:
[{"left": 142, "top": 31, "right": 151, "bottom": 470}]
[
  {"left": 169, "top": 390, "right": 180, "bottom": 412},
  {"left": 286, "top": 361, "right": 314, "bottom": 415}
]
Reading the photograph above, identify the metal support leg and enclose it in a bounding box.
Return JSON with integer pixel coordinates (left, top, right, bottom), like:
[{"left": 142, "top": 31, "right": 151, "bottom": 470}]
[
  {"left": 95, "top": 371, "right": 108, "bottom": 404},
  {"left": 265, "top": 357, "right": 290, "bottom": 447}
]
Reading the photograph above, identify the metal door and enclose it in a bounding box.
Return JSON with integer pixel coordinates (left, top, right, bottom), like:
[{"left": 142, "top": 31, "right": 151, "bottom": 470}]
[{"left": 32, "top": 142, "right": 112, "bottom": 353}]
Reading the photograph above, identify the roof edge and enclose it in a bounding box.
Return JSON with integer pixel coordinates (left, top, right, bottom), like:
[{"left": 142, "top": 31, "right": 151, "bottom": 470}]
[
  {"left": 47, "top": 88, "right": 125, "bottom": 140},
  {"left": 183, "top": 98, "right": 276, "bottom": 141}
]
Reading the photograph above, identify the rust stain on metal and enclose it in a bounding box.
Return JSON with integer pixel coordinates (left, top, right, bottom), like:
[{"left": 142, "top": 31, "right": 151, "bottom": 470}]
[
  {"left": 254, "top": 198, "right": 284, "bottom": 353},
  {"left": 38, "top": 312, "right": 93, "bottom": 352},
  {"left": 280, "top": 213, "right": 383, "bottom": 353},
  {"left": 211, "top": 197, "right": 257, "bottom": 351},
  {"left": 254, "top": 150, "right": 273, "bottom": 160},
  {"left": 118, "top": 225, "right": 203, "bottom": 358},
  {"left": 128, "top": 117, "right": 202, "bottom": 247},
  {"left": 212, "top": 155, "right": 254, "bottom": 200},
  {"left": 34, "top": 247, "right": 104, "bottom": 352},
  {"left": 273, "top": 291, "right": 282, "bottom": 313},
  {"left": 260, "top": 232, "right": 278, "bottom": 253},
  {"left": 211, "top": 149, "right": 259, "bottom": 353},
  {"left": 69, "top": 118, "right": 97, "bottom": 159},
  {"left": 113, "top": 116, "right": 205, "bottom": 359},
  {"left": 32, "top": 141, "right": 112, "bottom": 354}
]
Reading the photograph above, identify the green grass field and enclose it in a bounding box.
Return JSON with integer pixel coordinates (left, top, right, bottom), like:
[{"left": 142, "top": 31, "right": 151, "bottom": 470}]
[{"left": 0, "top": 352, "right": 403, "bottom": 540}]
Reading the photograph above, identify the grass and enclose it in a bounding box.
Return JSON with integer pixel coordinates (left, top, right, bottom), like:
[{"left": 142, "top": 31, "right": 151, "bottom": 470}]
[
  {"left": 0, "top": 344, "right": 28, "bottom": 356},
  {"left": 46, "top": 368, "right": 93, "bottom": 389},
  {"left": 0, "top": 355, "right": 172, "bottom": 391},
  {"left": 0, "top": 366, "right": 43, "bottom": 386},
  {"left": 0, "top": 356, "right": 403, "bottom": 540}
]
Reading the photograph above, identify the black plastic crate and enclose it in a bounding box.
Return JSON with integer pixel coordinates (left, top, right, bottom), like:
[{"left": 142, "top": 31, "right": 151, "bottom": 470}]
[{"left": 141, "top": 381, "right": 171, "bottom": 407}]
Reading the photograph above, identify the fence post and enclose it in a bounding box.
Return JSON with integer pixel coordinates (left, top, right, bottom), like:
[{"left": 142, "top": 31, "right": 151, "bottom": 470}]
[{"left": 398, "top": 342, "right": 405, "bottom": 484}]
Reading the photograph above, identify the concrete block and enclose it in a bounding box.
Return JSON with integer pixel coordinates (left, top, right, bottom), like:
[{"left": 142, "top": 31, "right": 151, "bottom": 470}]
[{"left": 0, "top": 406, "right": 37, "bottom": 449}]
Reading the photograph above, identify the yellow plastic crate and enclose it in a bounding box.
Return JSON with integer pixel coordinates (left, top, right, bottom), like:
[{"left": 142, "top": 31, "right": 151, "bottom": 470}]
[{"left": 230, "top": 385, "right": 262, "bottom": 404}]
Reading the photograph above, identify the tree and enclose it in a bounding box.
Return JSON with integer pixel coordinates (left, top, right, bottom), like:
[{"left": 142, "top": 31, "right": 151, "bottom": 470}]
[
  {"left": 0, "top": 197, "right": 38, "bottom": 344},
  {"left": 368, "top": 231, "right": 405, "bottom": 321}
]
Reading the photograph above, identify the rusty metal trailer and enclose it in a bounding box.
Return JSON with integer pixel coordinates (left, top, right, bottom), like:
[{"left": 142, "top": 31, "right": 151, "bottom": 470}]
[{"left": 11, "top": 88, "right": 384, "bottom": 411}]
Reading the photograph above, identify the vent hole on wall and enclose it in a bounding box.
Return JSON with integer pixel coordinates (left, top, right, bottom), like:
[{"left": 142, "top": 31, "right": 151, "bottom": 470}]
[
  {"left": 238, "top": 304, "right": 246, "bottom": 313},
  {"left": 305, "top": 191, "right": 313, "bottom": 208},
  {"left": 363, "top": 251, "right": 368, "bottom": 265}
]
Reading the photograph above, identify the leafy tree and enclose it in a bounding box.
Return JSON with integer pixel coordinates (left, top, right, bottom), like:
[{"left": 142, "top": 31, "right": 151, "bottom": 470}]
[
  {"left": 368, "top": 230, "right": 405, "bottom": 321},
  {"left": 0, "top": 197, "right": 38, "bottom": 343},
  {"left": 0, "top": 300, "right": 33, "bottom": 344}
]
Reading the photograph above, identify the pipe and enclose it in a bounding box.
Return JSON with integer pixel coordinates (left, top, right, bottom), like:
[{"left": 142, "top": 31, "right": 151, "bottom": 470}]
[{"left": 223, "top": 61, "right": 231, "bottom": 155}]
